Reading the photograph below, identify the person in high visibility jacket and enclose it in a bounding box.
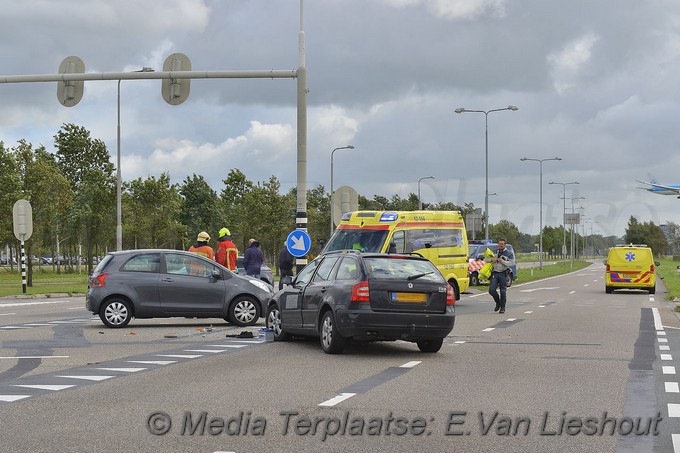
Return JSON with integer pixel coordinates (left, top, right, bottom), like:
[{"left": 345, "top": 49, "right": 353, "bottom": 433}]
[
  {"left": 189, "top": 231, "right": 215, "bottom": 260},
  {"left": 216, "top": 227, "right": 238, "bottom": 272}
]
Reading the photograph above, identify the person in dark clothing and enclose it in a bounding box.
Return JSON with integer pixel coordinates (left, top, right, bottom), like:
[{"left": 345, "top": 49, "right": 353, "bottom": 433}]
[
  {"left": 243, "top": 238, "right": 265, "bottom": 278},
  {"left": 278, "top": 242, "right": 294, "bottom": 290},
  {"left": 487, "top": 238, "right": 516, "bottom": 314}
]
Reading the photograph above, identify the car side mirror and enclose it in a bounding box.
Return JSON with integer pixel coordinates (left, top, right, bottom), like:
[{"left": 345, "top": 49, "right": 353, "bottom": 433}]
[
  {"left": 211, "top": 269, "right": 223, "bottom": 279},
  {"left": 281, "top": 276, "right": 293, "bottom": 286}
]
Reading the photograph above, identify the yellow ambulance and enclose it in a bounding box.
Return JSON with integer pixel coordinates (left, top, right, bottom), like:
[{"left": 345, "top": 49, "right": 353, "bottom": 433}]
[
  {"left": 323, "top": 211, "right": 469, "bottom": 299},
  {"left": 605, "top": 244, "right": 659, "bottom": 294}
]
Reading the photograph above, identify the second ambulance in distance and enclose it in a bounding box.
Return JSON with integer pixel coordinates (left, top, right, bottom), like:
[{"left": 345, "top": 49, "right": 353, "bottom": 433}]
[{"left": 323, "top": 210, "right": 469, "bottom": 299}]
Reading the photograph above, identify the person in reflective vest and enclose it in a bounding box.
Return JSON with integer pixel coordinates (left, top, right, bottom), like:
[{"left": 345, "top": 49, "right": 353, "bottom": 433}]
[
  {"left": 189, "top": 231, "right": 215, "bottom": 260},
  {"left": 216, "top": 227, "right": 238, "bottom": 272}
]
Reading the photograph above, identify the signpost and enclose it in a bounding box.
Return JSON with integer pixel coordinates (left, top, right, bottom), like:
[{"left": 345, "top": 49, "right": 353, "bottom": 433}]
[{"left": 12, "top": 199, "right": 33, "bottom": 293}]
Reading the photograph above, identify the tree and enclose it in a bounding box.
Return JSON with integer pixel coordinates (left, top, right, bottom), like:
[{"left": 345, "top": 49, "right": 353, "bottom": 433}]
[
  {"left": 127, "top": 173, "right": 184, "bottom": 248},
  {"left": 53, "top": 124, "right": 115, "bottom": 272},
  {"left": 179, "top": 174, "right": 221, "bottom": 248},
  {"left": 624, "top": 216, "right": 669, "bottom": 257},
  {"left": 488, "top": 220, "right": 520, "bottom": 245},
  {"left": 0, "top": 142, "right": 22, "bottom": 267}
]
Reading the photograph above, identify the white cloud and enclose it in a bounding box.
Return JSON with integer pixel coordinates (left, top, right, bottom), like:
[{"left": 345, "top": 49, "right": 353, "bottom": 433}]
[
  {"left": 548, "top": 33, "right": 600, "bottom": 94},
  {"left": 377, "top": 0, "right": 507, "bottom": 20}
]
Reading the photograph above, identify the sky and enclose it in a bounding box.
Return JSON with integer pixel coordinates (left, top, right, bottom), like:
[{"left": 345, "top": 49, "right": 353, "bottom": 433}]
[{"left": 1, "top": 0, "right": 680, "bottom": 239}]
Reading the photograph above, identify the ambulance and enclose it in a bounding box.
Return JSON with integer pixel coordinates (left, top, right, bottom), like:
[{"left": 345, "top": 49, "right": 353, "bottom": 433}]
[
  {"left": 605, "top": 244, "right": 659, "bottom": 294},
  {"left": 322, "top": 211, "right": 469, "bottom": 299}
]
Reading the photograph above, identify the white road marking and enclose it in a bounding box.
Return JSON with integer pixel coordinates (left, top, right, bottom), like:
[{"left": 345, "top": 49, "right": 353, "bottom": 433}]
[
  {"left": 666, "top": 382, "right": 680, "bottom": 393},
  {"left": 660, "top": 338, "right": 669, "bottom": 343},
  {"left": 524, "top": 311, "right": 533, "bottom": 314},
  {"left": 482, "top": 328, "right": 495, "bottom": 332},
  {"left": 0, "top": 326, "right": 30, "bottom": 330},
  {"left": 519, "top": 287, "right": 559, "bottom": 293},
  {"left": 0, "top": 313, "right": 16, "bottom": 316},
  {"left": 56, "top": 375, "right": 115, "bottom": 382},
  {"left": 506, "top": 318, "right": 517, "bottom": 322},
  {"left": 13, "top": 384, "right": 75, "bottom": 391},
  {"left": 661, "top": 346, "right": 671, "bottom": 351},
  {"left": 661, "top": 354, "right": 673, "bottom": 361},
  {"left": 400, "top": 361, "right": 421, "bottom": 368},
  {"left": 184, "top": 349, "right": 225, "bottom": 354},
  {"left": 0, "top": 395, "right": 31, "bottom": 402},
  {"left": 96, "top": 367, "right": 147, "bottom": 373},
  {"left": 0, "top": 356, "right": 69, "bottom": 359},
  {"left": 128, "top": 360, "right": 176, "bottom": 365},
  {"left": 0, "top": 300, "right": 67, "bottom": 308},
  {"left": 583, "top": 284, "right": 589, "bottom": 287},
  {"left": 454, "top": 341, "right": 466, "bottom": 344},
  {"left": 658, "top": 331, "right": 667, "bottom": 336},
  {"left": 653, "top": 308, "right": 663, "bottom": 330},
  {"left": 23, "top": 323, "right": 53, "bottom": 326},
  {"left": 569, "top": 291, "right": 576, "bottom": 294},
  {"left": 156, "top": 354, "right": 202, "bottom": 359},
  {"left": 47, "top": 320, "right": 83, "bottom": 324},
  {"left": 663, "top": 366, "right": 677, "bottom": 375},
  {"left": 319, "top": 393, "right": 356, "bottom": 407},
  {"left": 205, "top": 344, "right": 248, "bottom": 349},
  {"left": 669, "top": 404, "right": 680, "bottom": 417},
  {"left": 672, "top": 434, "right": 680, "bottom": 452},
  {"left": 538, "top": 305, "right": 546, "bottom": 308}
]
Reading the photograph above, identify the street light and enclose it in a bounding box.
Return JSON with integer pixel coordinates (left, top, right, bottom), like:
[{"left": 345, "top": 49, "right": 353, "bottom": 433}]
[
  {"left": 418, "top": 176, "right": 435, "bottom": 210},
  {"left": 561, "top": 196, "right": 586, "bottom": 265},
  {"left": 330, "top": 145, "right": 355, "bottom": 234},
  {"left": 520, "top": 156, "right": 562, "bottom": 269},
  {"left": 117, "top": 67, "right": 154, "bottom": 251},
  {"left": 549, "top": 181, "right": 579, "bottom": 265},
  {"left": 455, "top": 105, "right": 518, "bottom": 242}
]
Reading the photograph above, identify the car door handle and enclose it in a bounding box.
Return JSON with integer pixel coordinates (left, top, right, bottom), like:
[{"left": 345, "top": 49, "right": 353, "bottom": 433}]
[
  {"left": 161, "top": 277, "right": 173, "bottom": 283},
  {"left": 321, "top": 287, "right": 327, "bottom": 293}
]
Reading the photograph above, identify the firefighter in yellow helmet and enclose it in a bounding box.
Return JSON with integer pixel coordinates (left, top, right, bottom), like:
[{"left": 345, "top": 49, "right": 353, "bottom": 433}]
[
  {"left": 188, "top": 231, "right": 215, "bottom": 260},
  {"left": 216, "top": 227, "right": 238, "bottom": 272}
]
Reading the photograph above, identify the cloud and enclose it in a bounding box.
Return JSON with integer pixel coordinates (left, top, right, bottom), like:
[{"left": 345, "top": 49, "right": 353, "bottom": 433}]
[
  {"left": 377, "top": 0, "right": 507, "bottom": 20},
  {"left": 548, "top": 33, "right": 600, "bottom": 94}
]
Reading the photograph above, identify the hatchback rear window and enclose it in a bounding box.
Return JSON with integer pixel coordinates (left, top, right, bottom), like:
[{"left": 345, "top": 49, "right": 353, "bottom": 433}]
[
  {"left": 120, "top": 253, "right": 160, "bottom": 273},
  {"left": 92, "top": 254, "right": 113, "bottom": 274},
  {"left": 364, "top": 257, "right": 445, "bottom": 283}
]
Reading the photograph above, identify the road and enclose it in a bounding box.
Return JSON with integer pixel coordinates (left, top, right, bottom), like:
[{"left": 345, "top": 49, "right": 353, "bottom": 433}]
[{"left": 0, "top": 261, "right": 678, "bottom": 452}]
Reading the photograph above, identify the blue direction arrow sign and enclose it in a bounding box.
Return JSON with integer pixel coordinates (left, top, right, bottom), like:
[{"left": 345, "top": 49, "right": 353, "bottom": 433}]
[{"left": 286, "top": 229, "right": 312, "bottom": 258}]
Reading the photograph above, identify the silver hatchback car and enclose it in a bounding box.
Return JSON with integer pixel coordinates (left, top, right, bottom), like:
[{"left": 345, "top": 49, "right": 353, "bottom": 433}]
[{"left": 86, "top": 249, "right": 273, "bottom": 328}]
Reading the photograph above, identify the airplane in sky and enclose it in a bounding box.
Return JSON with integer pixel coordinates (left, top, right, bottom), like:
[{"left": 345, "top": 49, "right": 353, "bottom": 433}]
[{"left": 637, "top": 178, "right": 680, "bottom": 198}]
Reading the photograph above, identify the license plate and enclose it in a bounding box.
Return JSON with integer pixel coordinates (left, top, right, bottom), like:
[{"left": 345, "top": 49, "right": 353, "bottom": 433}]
[
  {"left": 391, "top": 292, "right": 427, "bottom": 302},
  {"left": 623, "top": 273, "right": 638, "bottom": 278}
]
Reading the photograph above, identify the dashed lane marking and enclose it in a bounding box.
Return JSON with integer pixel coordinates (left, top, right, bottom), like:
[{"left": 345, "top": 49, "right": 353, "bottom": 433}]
[
  {"left": 663, "top": 366, "right": 676, "bottom": 375},
  {"left": 666, "top": 382, "right": 680, "bottom": 393},
  {"left": 56, "top": 375, "right": 115, "bottom": 382},
  {"left": 13, "top": 385, "right": 75, "bottom": 391}
]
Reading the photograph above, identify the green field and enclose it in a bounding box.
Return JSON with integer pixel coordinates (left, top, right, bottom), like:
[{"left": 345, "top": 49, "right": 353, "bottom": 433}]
[
  {"left": 515, "top": 260, "right": 591, "bottom": 284},
  {"left": 0, "top": 266, "right": 88, "bottom": 297},
  {"left": 657, "top": 258, "right": 680, "bottom": 301}
]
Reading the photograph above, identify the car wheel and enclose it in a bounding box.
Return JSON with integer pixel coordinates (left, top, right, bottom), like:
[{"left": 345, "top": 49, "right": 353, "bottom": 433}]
[
  {"left": 229, "top": 297, "right": 260, "bottom": 326},
  {"left": 319, "top": 310, "right": 346, "bottom": 354},
  {"left": 605, "top": 286, "right": 613, "bottom": 294},
  {"left": 100, "top": 298, "right": 132, "bottom": 328},
  {"left": 470, "top": 272, "right": 479, "bottom": 286},
  {"left": 649, "top": 286, "right": 656, "bottom": 295},
  {"left": 417, "top": 338, "right": 444, "bottom": 353},
  {"left": 266, "top": 303, "right": 290, "bottom": 341}
]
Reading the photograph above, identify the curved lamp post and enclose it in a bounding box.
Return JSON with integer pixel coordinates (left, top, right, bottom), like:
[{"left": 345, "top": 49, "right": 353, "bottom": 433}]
[
  {"left": 418, "top": 176, "right": 435, "bottom": 210},
  {"left": 520, "top": 156, "right": 561, "bottom": 269},
  {"left": 455, "top": 105, "right": 518, "bottom": 242}
]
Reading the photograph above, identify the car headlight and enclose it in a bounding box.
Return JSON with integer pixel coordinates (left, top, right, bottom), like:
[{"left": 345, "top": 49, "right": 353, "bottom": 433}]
[{"left": 250, "top": 279, "right": 272, "bottom": 293}]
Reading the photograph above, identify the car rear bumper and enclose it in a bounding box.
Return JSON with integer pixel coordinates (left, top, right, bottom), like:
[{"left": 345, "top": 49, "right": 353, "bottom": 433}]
[{"left": 335, "top": 307, "right": 455, "bottom": 340}]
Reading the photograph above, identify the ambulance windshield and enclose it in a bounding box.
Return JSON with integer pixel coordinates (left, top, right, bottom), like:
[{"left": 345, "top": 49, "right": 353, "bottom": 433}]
[{"left": 324, "top": 229, "right": 389, "bottom": 253}]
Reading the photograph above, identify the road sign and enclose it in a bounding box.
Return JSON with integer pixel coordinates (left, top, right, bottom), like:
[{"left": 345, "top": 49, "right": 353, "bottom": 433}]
[
  {"left": 162, "top": 53, "right": 191, "bottom": 105},
  {"left": 565, "top": 213, "right": 580, "bottom": 225},
  {"left": 57, "top": 56, "right": 85, "bottom": 107},
  {"left": 331, "top": 185, "right": 358, "bottom": 228},
  {"left": 286, "top": 229, "right": 312, "bottom": 258},
  {"left": 13, "top": 199, "right": 33, "bottom": 241}
]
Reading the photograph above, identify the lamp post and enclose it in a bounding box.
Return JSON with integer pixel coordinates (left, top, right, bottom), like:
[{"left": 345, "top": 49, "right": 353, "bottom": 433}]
[
  {"left": 561, "top": 196, "right": 586, "bottom": 265},
  {"left": 455, "top": 105, "right": 518, "bottom": 242},
  {"left": 117, "top": 67, "right": 154, "bottom": 251},
  {"left": 330, "top": 145, "right": 354, "bottom": 234},
  {"left": 520, "top": 156, "right": 562, "bottom": 269},
  {"left": 549, "top": 181, "right": 579, "bottom": 265},
  {"left": 418, "top": 176, "right": 435, "bottom": 210}
]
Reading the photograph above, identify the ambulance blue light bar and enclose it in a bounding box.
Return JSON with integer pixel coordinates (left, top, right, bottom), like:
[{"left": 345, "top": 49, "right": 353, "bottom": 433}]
[{"left": 380, "top": 212, "right": 399, "bottom": 222}]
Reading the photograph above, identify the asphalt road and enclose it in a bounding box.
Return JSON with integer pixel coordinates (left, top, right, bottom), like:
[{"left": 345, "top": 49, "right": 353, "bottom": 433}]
[{"left": 0, "top": 262, "right": 678, "bottom": 452}]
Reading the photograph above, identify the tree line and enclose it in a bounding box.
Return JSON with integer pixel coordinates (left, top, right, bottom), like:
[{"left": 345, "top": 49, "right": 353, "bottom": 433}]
[{"left": 1, "top": 124, "right": 675, "bottom": 284}]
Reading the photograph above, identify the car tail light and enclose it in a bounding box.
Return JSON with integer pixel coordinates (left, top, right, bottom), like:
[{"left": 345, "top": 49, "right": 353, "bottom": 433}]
[
  {"left": 605, "top": 264, "right": 610, "bottom": 273},
  {"left": 351, "top": 280, "right": 370, "bottom": 302},
  {"left": 446, "top": 283, "right": 456, "bottom": 305},
  {"left": 650, "top": 264, "right": 655, "bottom": 273},
  {"left": 91, "top": 273, "right": 107, "bottom": 288}
]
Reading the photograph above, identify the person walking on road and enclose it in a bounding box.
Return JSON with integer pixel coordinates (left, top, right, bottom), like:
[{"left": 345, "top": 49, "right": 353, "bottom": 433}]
[
  {"left": 188, "top": 231, "right": 215, "bottom": 260},
  {"left": 216, "top": 227, "right": 238, "bottom": 272},
  {"left": 487, "top": 238, "right": 515, "bottom": 314},
  {"left": 243, "top": 238, "right": 265, "bottom": 278},
  {"left": 278, "top": 242, "right": 294, "bottom": 290}
]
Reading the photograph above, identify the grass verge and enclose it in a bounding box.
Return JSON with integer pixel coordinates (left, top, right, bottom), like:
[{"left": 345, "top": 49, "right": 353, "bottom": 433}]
[{"left": 0, "top": 267, "right": 88, "bottom": 297}]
